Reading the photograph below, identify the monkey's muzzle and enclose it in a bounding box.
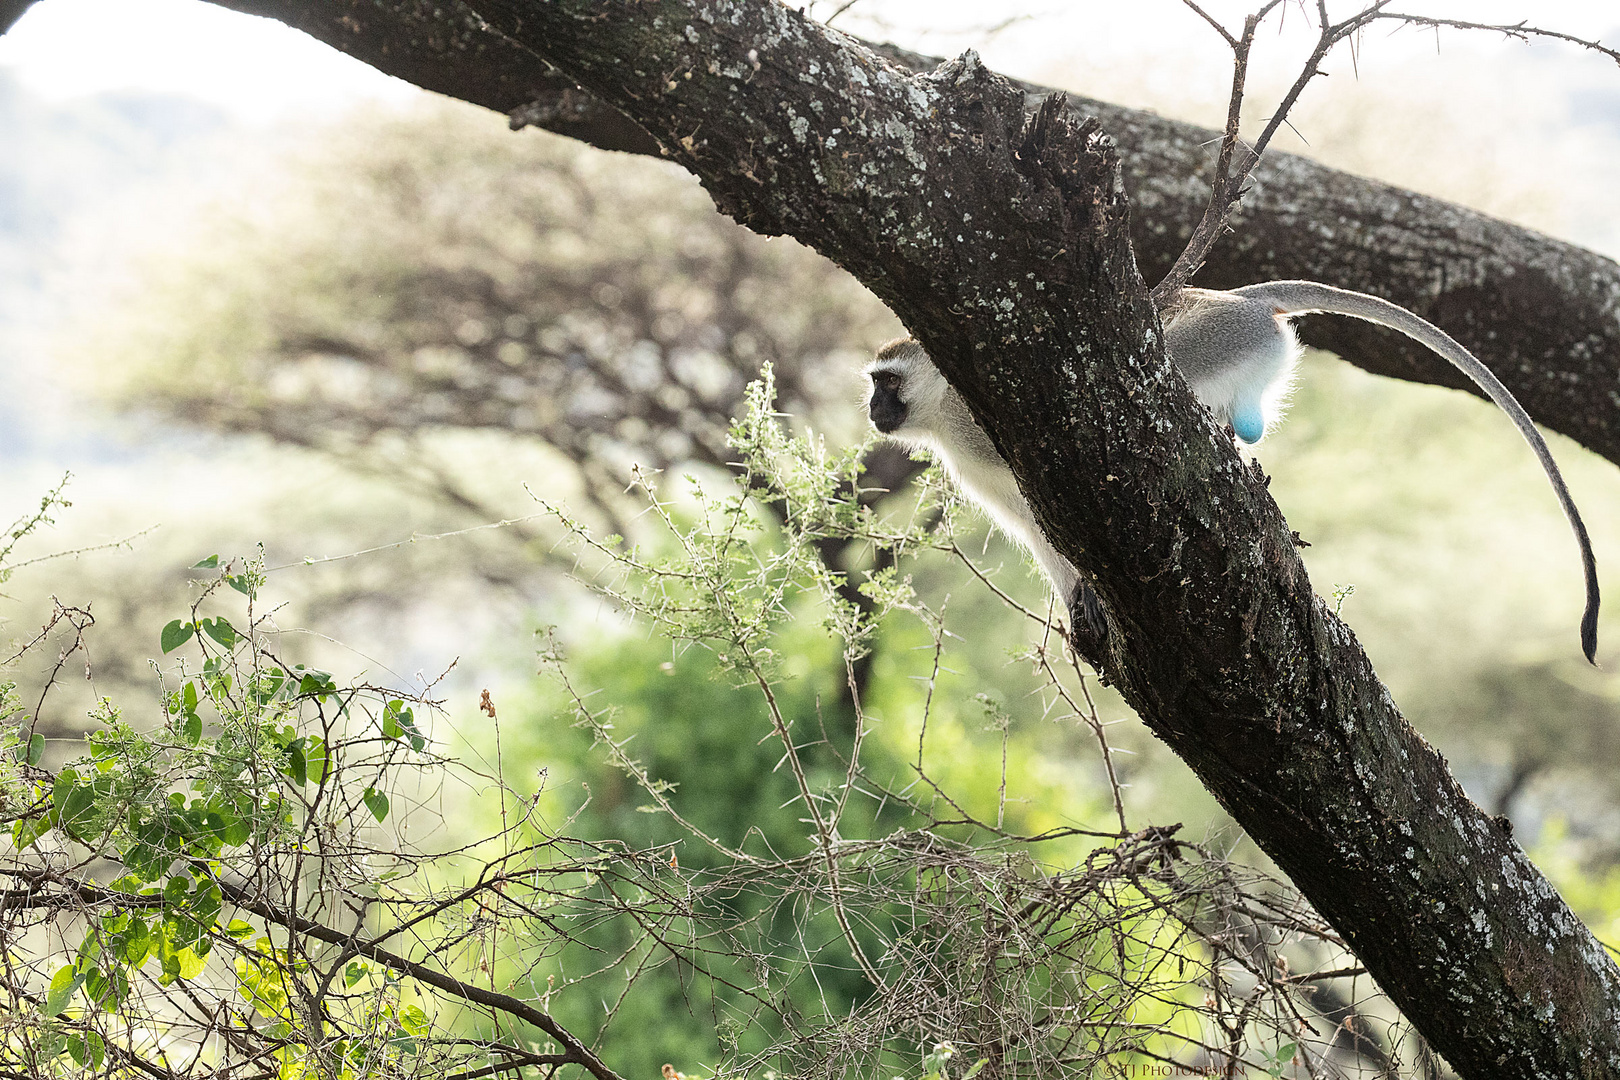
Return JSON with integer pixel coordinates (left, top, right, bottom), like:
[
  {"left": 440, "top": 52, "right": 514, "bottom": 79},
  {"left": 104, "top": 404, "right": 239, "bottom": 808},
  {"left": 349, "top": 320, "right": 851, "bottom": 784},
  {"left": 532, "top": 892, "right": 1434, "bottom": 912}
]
[{"left": 867, "top": 379, "right": 906, "bottom": 434}]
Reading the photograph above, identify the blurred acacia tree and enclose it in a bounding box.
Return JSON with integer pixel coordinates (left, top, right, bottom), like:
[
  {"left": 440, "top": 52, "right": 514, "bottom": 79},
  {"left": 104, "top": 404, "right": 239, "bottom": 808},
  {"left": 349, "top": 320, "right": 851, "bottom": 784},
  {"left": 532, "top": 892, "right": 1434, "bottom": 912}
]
[{"left": 99, "top": 103, "right": 904, "bottom": 535}]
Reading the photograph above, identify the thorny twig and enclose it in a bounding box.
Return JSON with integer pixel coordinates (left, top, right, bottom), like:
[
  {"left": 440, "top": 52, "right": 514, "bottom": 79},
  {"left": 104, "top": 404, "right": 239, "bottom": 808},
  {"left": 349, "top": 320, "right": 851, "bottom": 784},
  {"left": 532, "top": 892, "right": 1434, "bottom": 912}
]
[
  {"left": 1155, "top": 2, "right": 1620, "bottom": 306},
  {"left": 2, "top": 414, "right": 1440, "bottom": 1078}
]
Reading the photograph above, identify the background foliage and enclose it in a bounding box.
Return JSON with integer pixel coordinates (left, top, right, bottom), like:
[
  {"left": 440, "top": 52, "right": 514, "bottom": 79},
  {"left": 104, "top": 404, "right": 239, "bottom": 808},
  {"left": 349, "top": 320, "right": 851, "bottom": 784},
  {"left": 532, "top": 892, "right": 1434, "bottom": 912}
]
[
  {"left": 3, "top": 389, "right": 1388, "bottom": 1077},
  {"left": 2, "top": 40, "right": 1619, "bottom": 1074}
]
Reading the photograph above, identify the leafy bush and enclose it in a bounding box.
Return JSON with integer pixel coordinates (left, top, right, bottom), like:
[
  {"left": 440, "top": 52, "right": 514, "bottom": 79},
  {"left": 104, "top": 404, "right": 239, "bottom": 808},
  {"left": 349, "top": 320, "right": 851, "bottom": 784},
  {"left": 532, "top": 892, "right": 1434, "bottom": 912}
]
[{"left": 1, "top": 379, "right": 1396, "bottom": 1078}]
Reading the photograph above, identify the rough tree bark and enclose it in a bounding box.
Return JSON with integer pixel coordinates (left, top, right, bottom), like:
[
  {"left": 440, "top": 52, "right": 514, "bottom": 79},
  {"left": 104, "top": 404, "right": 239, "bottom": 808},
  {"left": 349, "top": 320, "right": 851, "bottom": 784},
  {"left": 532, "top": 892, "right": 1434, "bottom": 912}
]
[
  {"left": 205, "top": 0, "right": 1620, "bottom": 469},
  {"left": 18, "top": 2, "right": 1620, "bottom": 1076}
]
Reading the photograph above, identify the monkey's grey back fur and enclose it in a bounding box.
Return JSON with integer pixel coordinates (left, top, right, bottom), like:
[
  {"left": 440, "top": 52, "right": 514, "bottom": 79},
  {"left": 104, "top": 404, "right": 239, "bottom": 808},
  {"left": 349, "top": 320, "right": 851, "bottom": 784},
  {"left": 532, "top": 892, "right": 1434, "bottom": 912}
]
[{"left": 1163, "top": 287, "right": 1300, "bottom": 444}]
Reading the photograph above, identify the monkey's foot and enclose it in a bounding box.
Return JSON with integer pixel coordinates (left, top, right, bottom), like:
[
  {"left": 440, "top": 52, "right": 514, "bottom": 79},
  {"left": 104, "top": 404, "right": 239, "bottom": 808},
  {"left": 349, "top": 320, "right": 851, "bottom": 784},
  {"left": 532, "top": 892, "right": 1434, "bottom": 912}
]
[{"left": 1067, "top": 580, "right": 1109, "bottom": 657}]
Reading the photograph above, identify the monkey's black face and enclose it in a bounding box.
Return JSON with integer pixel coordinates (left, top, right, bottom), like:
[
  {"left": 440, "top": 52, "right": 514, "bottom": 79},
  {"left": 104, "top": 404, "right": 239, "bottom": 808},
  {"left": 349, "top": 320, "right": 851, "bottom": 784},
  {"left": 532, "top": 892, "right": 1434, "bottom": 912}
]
[{"left": 867, "top": 369, "right": 908, "bottom": 433}]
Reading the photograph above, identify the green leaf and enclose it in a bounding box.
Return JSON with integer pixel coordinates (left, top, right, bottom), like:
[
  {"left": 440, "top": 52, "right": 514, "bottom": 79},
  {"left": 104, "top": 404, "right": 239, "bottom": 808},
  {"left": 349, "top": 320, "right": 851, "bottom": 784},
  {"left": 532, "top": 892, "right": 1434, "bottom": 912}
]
[
  {"left": 123, "top": 844, "right": 166, "bottom": 884},
  {"left": 82, "top": 1031, "right": 106, "bottom": 1068},
  {"left": 25, "top": 731, "right": 43, "bottom": 765},
  {"left": 297, "top": 668, "right": 336, "bottom": 699},
  {"left": 192, "top": 882, "right": 223, "bottom": 925},
  {"left": 212, "top": 801, "right": 250, "bottom": 847},
  {"left": 75, "top": 934, "right": 103, "bottom": 967},
  {"left": 960, "top": 1060, "right": 989, "bottom": 1080},
  {"left": 399, "top": 1003, "right": 428, "bottom": 1035},
  {"left": 44, "top": 965, "right": 85, "bottom": 1017},
  {"left": 343, "top": 961, "right": 368, "bottom": 988},
  {"left": 85, "top": 967, "right": 113, "bottom": 1010},
  {"left": 50, "top": 769, "right": 100, "bottom": 841},
  {"left": 383, "top": 699, "right": 426, "bottom": 751},
  {"left": 285, "top": 741, "right": 307, "bottom": 786},
  {"left": 1266, "top": 1040, "right": 1300, "bottom": 1077},
  {"left": 200, "top": 617, "right": 240, "bottom": 649},
  {"left": 161, "top": 620, "right": 195, "bottom": 654},
  {"left": 202, "top": 656, "right": 232, "bottom": 695},
  {"left": 175, "top": 946, "right": 207, "bottom": 980},
  {"left": 191, "top": 554, "right": 220, "bottom": 569},
  {"left": 303, "top": 736, "right": 327, "bottom": 784},
  {"left": 121, "top": 919, "right": 154, "bottom": 965},
  {"left": 382, "top": 701, "right": 403, "bottom": 740},
  {"left": 163, "top": 874, "right": 192, "bottom": 905},
  {"left": 182, "top": 712, "right": 202, "bottom": 746},
  {"left": 182, "top": 682, "right": 198, "bottom": 710},
  {"left": 12, "top": 812, "right": 51, "bottom": 851},
  {"left": 168, "top": 911, "right": 202, "bottom": 950},
  {"left": 401, "top": 710, "right": 424, "bottom": 751},
  {"left": 362, "top": 787, "right": 389, "bottom": 823},
  {"left": 156, "top": 924, "right": 184, "bottom": 985}
]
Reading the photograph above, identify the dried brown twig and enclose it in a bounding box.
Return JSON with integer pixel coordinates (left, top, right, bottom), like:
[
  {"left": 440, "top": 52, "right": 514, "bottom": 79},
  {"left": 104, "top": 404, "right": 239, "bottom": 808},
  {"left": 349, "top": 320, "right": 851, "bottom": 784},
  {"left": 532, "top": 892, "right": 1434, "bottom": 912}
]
[{"left": 1154, "top": 1, "right": 1620, "bottom": 307}]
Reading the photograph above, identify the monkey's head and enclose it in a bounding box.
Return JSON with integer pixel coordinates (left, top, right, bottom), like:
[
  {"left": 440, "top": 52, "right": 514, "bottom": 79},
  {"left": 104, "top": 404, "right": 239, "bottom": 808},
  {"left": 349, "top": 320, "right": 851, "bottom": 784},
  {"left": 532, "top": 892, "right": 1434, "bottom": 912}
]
[{"left": 864, "top": 337, "right": 949, "bottom": 443}]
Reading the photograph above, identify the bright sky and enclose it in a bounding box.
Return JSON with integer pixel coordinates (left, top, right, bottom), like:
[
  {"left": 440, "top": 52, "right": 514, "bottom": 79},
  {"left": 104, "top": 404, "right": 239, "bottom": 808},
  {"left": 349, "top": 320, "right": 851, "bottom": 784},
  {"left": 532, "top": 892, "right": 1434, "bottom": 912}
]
[
  {"left": 0, "top": 0, "right": 421, "bottom": 121},
  {"left": 1, "top": 0, "right": 1616, "bottom": 122}
]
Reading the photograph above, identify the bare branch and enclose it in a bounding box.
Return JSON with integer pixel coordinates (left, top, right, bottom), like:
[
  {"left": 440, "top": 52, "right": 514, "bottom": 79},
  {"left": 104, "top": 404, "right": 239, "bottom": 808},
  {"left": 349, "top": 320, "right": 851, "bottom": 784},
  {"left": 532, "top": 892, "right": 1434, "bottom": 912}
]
[
  {"left": 205, "top": 873, "right": 630, "bottom": 1080},
  {"left": 1154, "top": 2, "right": 1619, "bottom": 308},
  {"left": 1178, "top": 0, "right": 1241, "bottom": 48},
  {"left": 1372, "top": 12, "right": 1620, "bottom": 66},
  {"left": 1155, "top": 1, "right": 1395, "bottom": 304}
]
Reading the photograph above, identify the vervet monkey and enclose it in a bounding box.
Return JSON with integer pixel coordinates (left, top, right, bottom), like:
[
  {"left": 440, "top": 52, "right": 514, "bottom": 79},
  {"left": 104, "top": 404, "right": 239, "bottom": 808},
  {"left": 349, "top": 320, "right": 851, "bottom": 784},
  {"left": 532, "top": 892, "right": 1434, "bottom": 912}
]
[{"left": 865, "top": 281, "right": 1600, "bottom": 662}]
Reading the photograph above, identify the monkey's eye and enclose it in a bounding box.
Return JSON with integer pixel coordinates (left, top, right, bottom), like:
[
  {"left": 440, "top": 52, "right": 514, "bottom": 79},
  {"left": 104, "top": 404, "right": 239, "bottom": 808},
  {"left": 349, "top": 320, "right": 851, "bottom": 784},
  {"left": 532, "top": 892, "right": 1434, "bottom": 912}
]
[{"left": 872, "top": 370, "right": 902, "bottom": 391}]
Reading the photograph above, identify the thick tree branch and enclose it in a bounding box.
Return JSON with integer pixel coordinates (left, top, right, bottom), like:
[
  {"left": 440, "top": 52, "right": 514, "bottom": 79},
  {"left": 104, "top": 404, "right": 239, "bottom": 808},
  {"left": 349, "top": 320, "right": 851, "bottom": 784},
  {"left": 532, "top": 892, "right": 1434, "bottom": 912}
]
[
  {"left": 0, "top": 0, "right": 36, "bottom": 36},
  {"left": 255, "top": 2, "right": 1618, "bottom": 1076},
  {"left": 209, "top": 0, "right": 1620, "bottom": 468}
]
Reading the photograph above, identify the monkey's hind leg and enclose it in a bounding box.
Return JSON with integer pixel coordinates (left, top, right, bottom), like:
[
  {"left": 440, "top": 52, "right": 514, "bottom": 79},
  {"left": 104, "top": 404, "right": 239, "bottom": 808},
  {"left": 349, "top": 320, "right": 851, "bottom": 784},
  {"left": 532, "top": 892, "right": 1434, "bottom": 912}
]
[{"left": 1068, "top": 579, "right": 1109, "bottom": 659}]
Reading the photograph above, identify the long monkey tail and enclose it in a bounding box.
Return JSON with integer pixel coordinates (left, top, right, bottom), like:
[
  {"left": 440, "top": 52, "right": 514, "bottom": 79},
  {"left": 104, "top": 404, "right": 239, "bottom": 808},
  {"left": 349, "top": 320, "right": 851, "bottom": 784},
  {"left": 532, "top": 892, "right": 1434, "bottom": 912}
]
[{"left": 1233, "top": 279, "right": 1601, "bottom": 665}]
